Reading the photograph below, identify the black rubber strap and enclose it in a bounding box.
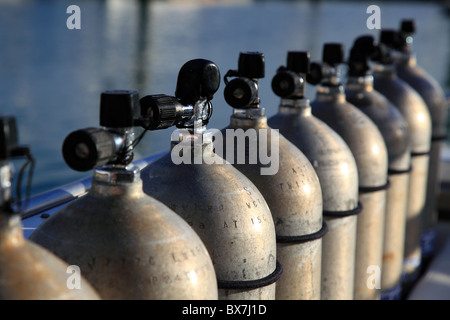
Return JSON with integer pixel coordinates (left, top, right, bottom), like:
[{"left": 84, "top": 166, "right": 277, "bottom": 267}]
[
  {"left": 431, "top": 134, "right": 447, "bottom": 142},
  {"left": 276, "top": 221, "right": 328, "bottom": 244},
  {"left": 388, "top": 165, "right": 412, "bottom": 175},
  {"left": 359, "top": 180, "right": 391, "bottom": 193},
  {"left": 217, "top": 260, "right": 283, "bottom": 290},
  {"left": 323, "top": 201, "right": 363, "bottom": 218},
  {"left": 411, "top": 150, "right": 431, "bottom": 157}
]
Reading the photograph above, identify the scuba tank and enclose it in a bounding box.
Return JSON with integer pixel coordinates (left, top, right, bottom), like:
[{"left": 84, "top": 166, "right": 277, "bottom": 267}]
[
  {"left": 140, "top": 59, "right": 281, "bottom": 300},
  {"left": 308, "top": 43, "right": 389, "bottom": 300},
  {"left": 345, "top": 35, "right": 411, "bottom": 299},
  {"left": 221, "top": 52, "right": 325, "bottom": 300},
  {"left": 268, "top": 51, "right": 360, "bottom": 300},
  {"left": 0, "top": 115, "right": 100, "bottom": 300},
  {"left": 372, "top": 30, "right": 432, "bottom": 294},
  {"left": 395, "top": 20, "right": 448, "bottom": 265},
  {"left": 30, "top": 90, "right": 218, "bottom": 300}
]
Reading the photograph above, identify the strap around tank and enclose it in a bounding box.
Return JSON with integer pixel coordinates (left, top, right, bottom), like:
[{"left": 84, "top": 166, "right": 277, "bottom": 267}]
[
  {"left": 323, "top": 201, "right": 363, "bottom": 218},
  {"left": 217, "top": 260, "right": 283, "bottom": 290},
  {"left": 276, "top": 221, "right": 328, "bottom": 244},
  {"left": 359, "top": 179, "right": 391, "bottom": 193}
]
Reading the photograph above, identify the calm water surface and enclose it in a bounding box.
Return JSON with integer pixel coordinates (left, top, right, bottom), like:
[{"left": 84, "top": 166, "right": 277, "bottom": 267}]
[{"left": 0, "top": 0, "right": 449, "bottom": 196}]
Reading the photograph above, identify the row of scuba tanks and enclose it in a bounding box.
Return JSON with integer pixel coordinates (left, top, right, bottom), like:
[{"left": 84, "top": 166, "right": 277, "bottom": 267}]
[{"left": 0, "top": 20, "right": 448, "bottom": 300}]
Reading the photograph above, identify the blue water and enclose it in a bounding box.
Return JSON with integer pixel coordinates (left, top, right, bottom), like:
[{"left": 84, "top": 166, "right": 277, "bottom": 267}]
[{"left": 0, "top": 0, "right": 449, "bottom": 196}]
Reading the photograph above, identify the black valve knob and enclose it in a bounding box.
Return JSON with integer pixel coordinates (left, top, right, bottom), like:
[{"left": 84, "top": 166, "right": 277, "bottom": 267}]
[
  {"left": 348, "top": 35, "right": 377, "bottom": 76},
  {"left": 140, "top": 94, "right": 185, "bottom": 130},
  {"left": 379, "top": 29, "right": 402, "bottom": 50},
  {"left": 323, "top": 43, "right": 345, "bottom": 67},
  {"left": 271, "top": 51, "right": 309, "bottom": 98},
  {"left": 286, "top": 51, "right": 310, "bottom": 74},
  {"left": 238, "top": 52, "right": 265, "bottom": 79},
  {"left": 351, "top": 35, "right": 377, "bottom": 58},
  {"left": 100, "top": 90, "right": 140, "bottom": 128},
  {"left": 175, "top": 59, "right": 221, "bottom": 106},
  {"left": 306, "top": 62, "right": 334, "bottom": 85},
  {"left": 400, "top": 19, "right": 415, "bottom": 35},
  {"left": 224, "top": 77, "right": 258, "bottom": 108},
  {"left": 62, "top": 128, "right": 118, "bottom": 172},
  {"left": 271, "top": 70, "right": 303, "bottom": 98}
]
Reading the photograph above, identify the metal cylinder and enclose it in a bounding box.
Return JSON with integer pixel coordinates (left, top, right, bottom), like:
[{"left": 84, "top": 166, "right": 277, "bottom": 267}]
[
  {"left": 268, "top": 98, "right": 359, "bottom": 300},
  {"left": 141, "top": 133, "right": 280, "bottom": 300},
  {"left": 0, "top": 114, "right": 100, "bottom": 300},
  {"left": 310, "top": 85, "right": 389, "bottom": 300},
  {"left": 372, "top": 63, "right": 432, "bottom": 292},
  {"left": 396, "top": 55, "right": 448, "bottom": 263},
  {"left": 382, "top": 22, "right": 447, "bottom": 264},
  {"left": 346, "top": 75, "right": 411, "bottom": 299},
  {"left": 30, "top": 166, "right": 218, "bottom": 300},
  {"left": 0, "top": 210, "right": 101, "bottom": 300},
  {"left": 222, "top": 110, "right": 324, "bottom": 300}
]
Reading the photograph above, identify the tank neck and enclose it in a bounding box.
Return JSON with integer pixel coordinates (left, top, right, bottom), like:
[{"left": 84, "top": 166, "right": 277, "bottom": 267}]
[
  {"left": 397, "top": 52, "right": 417, "bottom": 67},
  {"left": 346, "top": 75, "right": 374, "bottom": 92},
  {"left": 315, "top": 84, "right": 346, "bottom": 103},
  {"left": 90, "top": 166, "right": 144, "bottom": 198},
  {"left": 278, "top": 98, "right": 312, "bottom": 115},
  {"left": 93, "top": 165, "right": 141, "bottom": 185},
  {"left": 169, "top": 128, "right": 216, "bottom": 162},
  {"left": 372, "top": 63, "right": 397, "bottom": 78},
  {"left": 229, "top": 108, "right": 267, "bottom": 128}
]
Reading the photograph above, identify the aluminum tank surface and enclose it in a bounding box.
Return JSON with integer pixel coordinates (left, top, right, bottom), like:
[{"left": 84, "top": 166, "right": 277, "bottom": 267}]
[
  {"left": 0, "top": 213, "right": 101, "bottom": 300},
  {"left": 311, "top": 86, "right": 389, "bottom": 300},
  {"left": 222, "top": 113, "right": 324, "bottom": 300},
  {"left": 346, "top": 75, "right": 411, "bottom": 299},
  {"left": 373, "top": 64, "right": 432, "bottom": 289},
  {"left": 141, "top": 138, "right": 279, "bottom": 300},
  {"left": 268, "top": 99, "right": 359, "bottom": 300},
  {"left": 397, "top": 56, "right": 448, "bottom": 262},
  {"left": 30, "top": 167, "right": 218, "bottom": 300}
]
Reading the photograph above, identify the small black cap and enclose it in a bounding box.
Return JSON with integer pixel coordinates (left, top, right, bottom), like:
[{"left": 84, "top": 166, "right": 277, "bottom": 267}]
[
  {"left": 287, "top": 51, "right": 310, "bottom": 73},
  {"left": 322, "top": 43, "right": 344, "bottom": 66},
  {"left": 352, "top": 35, "right": 377, "bottom": 56},
  {"left": 100, "top": 90, "right": 139, "bottom": 128},
  {"left": 238, "top": 52, "right": 265, "bottom": 79},
  {"left": 400, "top": 19, "right": 415, "bottom": 35},
  {"left": 379, "top": 29, "right": 402, "bottom": 50},
  {"left": 348, "top": 35, "right": 377, "bottom": 74}
]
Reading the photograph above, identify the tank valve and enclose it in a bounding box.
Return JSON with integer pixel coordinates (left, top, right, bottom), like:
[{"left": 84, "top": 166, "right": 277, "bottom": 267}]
[
  {"left": 272, "top": 51, "right": 310, "bottom": 99},
  {"left": 223, "top": 52, "right": 265, "bottom": 109},
  {"left": 139, "top": 59, "right": 220, "bottom": 135},
  {"left": 306, "top": 43, "right": 344, "bottom": 86},
  {"left": 62, "top": 90, "right": 140, "bottom": 172},
  {"left": 0, "top": 115, "right": 34, "bottom": 213}
]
